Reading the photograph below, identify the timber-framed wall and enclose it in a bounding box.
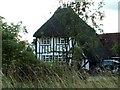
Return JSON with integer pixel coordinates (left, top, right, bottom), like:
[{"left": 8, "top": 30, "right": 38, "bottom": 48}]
[{"left": 35, "top": 37, "right": 72, "bottom": 61}]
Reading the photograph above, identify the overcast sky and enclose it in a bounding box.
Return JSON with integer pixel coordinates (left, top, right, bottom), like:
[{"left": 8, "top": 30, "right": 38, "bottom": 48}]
[{"left": 0, "top": 0, "right": 119, "bottom": 42}]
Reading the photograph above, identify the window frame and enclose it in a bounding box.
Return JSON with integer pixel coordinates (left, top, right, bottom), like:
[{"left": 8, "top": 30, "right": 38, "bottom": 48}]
[
  {"left": 41, "top": 38, "right": 50, "bottom": 45},
  {"left": 57, "top": 38, "right": 67, "bottom": 44}
]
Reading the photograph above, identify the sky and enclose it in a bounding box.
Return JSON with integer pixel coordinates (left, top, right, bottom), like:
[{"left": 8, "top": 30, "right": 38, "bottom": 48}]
[{"left": 0, "top": 0, "right": 119, "bottom": 43}]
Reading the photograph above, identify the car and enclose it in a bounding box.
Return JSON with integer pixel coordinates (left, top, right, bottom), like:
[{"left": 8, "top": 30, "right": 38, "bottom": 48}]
[{"left": 98, "top": 59, "right": 120, "bottom": 73}]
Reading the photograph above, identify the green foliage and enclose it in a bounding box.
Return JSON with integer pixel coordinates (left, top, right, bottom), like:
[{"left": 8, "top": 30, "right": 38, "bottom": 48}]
[
  {"left": 58, "top": 0, "right": 105, "bottom": 50},
  {"left": 56, "top": 4, "right": 102, "bottom": 63},
  {"left": 112, "top": 44, "right": 120, "bottom": 56},
  {"left": 59, "top": 0, "right": 105, "bottom": 32},
  {"left": 1, "top": 17, "right": 37, "bottom": 76},
  {"left": 2, "top": 61, "right": 119, "bottom": 88}
]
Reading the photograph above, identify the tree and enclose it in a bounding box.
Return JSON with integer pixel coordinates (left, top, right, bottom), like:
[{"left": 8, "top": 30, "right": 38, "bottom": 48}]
[
  {"left": 57, "top": 0, "right": 105, "bottom": 65},
  {"left": 59, "top": 0, "right": 105, "bottom": 32},
  {"left": 112, "top": 44, "right": 120, "bottom": 57},
  {"left": 1, "top": 17, "right": 36, "bottom": 75}
]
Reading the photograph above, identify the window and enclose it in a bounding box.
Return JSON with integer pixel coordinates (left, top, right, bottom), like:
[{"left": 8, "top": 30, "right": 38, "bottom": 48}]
[
  {"left": 54, "top": 55, "right": 58, "bottom": 60},
  {"left": 61, "top": 39, "right": 65, "bottom": 43},
  {"left": 58, "top": 38, "right": 67, "bottom": 44},
  {"left": 42, "top": 38, "right": 50, "bottom": 44},
  {"left": 42, "top": 55, "right": 45, "bottom": 60},
  {"left": 41, "top": 55, "right": 65, "bottom": 61},
  {"left": 42, "top": 55, "right": 53, "bottom": 61},
  {"left": 50, "top": 56, "right": 53, "bottom": 60}
]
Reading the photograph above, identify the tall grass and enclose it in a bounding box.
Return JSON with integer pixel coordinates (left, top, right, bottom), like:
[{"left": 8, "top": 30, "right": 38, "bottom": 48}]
[{"left": 2, "top": 61, "right": 119, "bottom": 88}]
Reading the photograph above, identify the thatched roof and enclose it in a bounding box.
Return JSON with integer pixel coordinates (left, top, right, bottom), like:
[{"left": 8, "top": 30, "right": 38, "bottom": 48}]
[
  {"left": 33, "top": 7, "right": 110, "bottom": 61},
  {"left": 33, "top": 7, "right": 96, "bottom": 37},
  {"left": 33, "top": 7, "right": 67, "bottom": 37}
]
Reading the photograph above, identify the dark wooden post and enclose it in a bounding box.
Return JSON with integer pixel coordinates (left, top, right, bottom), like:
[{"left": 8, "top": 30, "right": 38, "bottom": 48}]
[
  {"left": 53, "top": 37, "right": 54, "bottom": 60},
  {"left": 65, "top": 38, "right": 69, "bottom": 65},
  {"left": 39, "top": 38, "right": 40, "bottom": 59},
  {"left": 35, "top": 37, "right": 37, "bottom": 58},
  {"left": 71, "top": 38, "right": 74, "bottom": 62}
]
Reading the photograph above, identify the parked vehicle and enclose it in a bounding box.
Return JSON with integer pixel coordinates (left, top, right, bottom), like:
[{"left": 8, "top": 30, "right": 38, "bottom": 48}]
[{"left": 98, "top": 58, "right": 120, "bottom": 73}]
